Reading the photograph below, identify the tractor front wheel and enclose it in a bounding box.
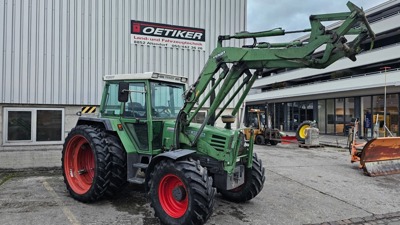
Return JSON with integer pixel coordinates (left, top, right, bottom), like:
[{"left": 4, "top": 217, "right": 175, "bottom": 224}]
[
  {"left": 149, "top": 159, "right": 215, "bottom": 225},
  {"left": 62, "top": 125, "right": 111, "bottom": 202},
  {"left": 219, "top": 153, "right": 265, "bottom": 202}
]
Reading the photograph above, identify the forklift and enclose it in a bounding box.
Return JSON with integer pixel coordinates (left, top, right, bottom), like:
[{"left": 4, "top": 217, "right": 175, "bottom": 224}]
[{"left": 243, "top": 109, "right": 283, "bottom": 145}]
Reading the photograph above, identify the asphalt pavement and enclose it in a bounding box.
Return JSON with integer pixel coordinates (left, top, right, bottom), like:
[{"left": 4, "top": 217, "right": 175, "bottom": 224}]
[{"left": 0, "top": 142, "right": 399, "bottom": 225}]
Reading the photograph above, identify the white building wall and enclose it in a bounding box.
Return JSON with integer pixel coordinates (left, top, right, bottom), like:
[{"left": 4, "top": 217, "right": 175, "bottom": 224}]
[
  {"left": 247, "top": 69, "right": 400, "bottom": 103},
  {"left": 252, "top": 12, "right": 400, "bottom": 89},
  {"left": 0, "top": 0, "right": 247, "bottom": 106},
  {"left": 0, "top": 0, "right": 247, "bottom": 169}
]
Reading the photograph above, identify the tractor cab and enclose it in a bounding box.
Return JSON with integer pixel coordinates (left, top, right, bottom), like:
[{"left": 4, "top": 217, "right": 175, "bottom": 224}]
[{"left": 100, "top": 72, "right": 187, "bottom": 154}]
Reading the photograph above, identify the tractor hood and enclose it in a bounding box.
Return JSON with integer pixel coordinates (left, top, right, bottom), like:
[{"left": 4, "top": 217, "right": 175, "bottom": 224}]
[{"left": 162, "top": 120, "right": 248, "bottom": 173}]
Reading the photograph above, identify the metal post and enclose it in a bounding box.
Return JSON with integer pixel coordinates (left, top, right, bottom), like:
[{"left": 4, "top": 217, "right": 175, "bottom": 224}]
[
  {"left": 265, "top": 103, "right": 269, "bottom": 129},
  {"left": 384, "top": 69, "right": 387, "bottom": 137},
  {"left": 381, "top": 66, "right": 391, "bottom": 137}
]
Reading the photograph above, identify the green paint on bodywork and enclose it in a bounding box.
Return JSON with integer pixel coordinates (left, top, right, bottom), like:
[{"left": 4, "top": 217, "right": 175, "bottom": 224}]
[{"left": 108, "top": 119, "right": 138, "bottom": 154}]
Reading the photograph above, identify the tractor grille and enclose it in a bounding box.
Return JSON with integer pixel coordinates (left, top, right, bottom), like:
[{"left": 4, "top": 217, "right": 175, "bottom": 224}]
[
  {"left": 210, "top": 134, "right": 227, "bottom": 151},
  {"left": 238, "top": 132, "right": 246, "bottom": 155}
]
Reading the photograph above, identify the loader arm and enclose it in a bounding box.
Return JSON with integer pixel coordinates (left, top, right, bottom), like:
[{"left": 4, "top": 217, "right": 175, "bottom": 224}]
[{"left": 174, "top": 1, "right": 375, "bottom": 148}]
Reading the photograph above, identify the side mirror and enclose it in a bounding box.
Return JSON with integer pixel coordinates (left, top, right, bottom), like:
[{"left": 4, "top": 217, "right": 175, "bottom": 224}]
[{"left": 118, "top": 82, "right": 129, "bottom": 102}]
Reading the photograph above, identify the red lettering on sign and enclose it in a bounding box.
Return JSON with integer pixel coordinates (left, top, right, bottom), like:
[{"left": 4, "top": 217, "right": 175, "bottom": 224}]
[{"left": 132, "top": 23, "right": 140, "bottom": 33}]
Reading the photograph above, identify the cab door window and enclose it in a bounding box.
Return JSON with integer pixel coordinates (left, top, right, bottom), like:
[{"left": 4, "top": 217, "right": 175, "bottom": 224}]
[
  {"left": 122, "top": 82, "right": 149, "bottom": 150},
  {"left": 124, "top": 83, "right": 146, "bottom": 118}
]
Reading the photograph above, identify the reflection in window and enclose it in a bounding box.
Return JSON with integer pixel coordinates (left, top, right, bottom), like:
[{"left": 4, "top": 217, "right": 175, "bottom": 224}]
[
  {"left": 335, "top": 98, "right": 344, "bottom": 135},
  {"left": 373, "top": 94, "right": 399, "bottom": 136},
  {"left": 326, "top": 99, "right": 334, "bottom": 134},
  {"left": 362, "top": 96, "right": 372, "bottom": 138},
  {"left": 373, "top": 95, "right": 385, "bottom": 136},
  {"left": 318, "top": 100, "right": 326, "bottom": 134},
  {"left": 286, "top": 103, "right": 293, "bottom": 130},
  {"left": 386, "top": 94, "right": 399, "bottom": 136},
  {"left": 37, "top": 110, "right": 62, "bottom": 141},
  {"left": 7, "top": 111, "right": 32, "bottom": 141},
  {"left": 124, "top": 83, "right": 146, "bottom": 118},
  {"left": 343, "top": 98, "right": 355, "bottom": 136},
  {"left": 103, "top": 83, "right": 122, "bottom": 116}
]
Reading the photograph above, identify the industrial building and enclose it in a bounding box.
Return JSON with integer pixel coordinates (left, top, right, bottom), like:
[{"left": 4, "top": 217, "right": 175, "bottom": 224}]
[
  {"left": 0, "top": 0, "right": 246, "bottom": 168},
  {"left": 245, "top": 0, "right": 400, "bottom": 138}
]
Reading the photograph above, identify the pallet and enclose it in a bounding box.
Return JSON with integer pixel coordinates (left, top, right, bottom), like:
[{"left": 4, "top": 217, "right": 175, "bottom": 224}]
[{"left": 298, "top": 143, "right": 323, "bottom": 149}]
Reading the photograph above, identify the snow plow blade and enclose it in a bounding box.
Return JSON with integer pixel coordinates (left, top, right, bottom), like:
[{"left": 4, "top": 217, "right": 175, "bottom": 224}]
[{"left": 360, "top": 137, "right": 400, "bottom": 176}]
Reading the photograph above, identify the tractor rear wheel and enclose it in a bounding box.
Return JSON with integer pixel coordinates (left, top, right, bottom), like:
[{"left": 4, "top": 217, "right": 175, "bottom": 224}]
[
  {"left": 219, "top": 153, "right": 265, "bottom": 203},
  {"left": 62, "top": 125, "right": 111, "bottom": 202},
  {"left": 105, "top": 134, "right": 127, "bottom": 197},
  {"left": 149, "top": 159, "right": 215, "bottom": 225}
]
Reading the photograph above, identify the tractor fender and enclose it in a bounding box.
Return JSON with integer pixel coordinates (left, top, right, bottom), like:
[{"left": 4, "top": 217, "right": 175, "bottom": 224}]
[
  {"left": 145, "top": 149, "right": 196, "bottom": 188},
  {"left": 76, "top": 117, "right": 113, "bottom": 131}
]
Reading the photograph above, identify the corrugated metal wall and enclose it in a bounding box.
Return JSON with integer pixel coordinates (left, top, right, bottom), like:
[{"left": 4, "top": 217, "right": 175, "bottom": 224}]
[{"left": 0, "top": 0, "right": 246, "bottom": 105}]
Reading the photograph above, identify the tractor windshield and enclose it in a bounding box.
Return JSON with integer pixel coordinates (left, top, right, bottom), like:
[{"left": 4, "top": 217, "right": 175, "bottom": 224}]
[{"left": 150, "top": 81, "right": 184, "bottom": 119}]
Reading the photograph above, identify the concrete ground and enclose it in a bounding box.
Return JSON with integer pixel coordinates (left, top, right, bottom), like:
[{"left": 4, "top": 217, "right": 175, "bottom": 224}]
[{"left": 0, "top": 143, "right": 399, "bottom": 225}]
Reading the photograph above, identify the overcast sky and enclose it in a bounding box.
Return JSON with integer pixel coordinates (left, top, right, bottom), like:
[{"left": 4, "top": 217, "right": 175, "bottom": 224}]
[{"left": 247, "top": 0, "right": 388, "bottom": 42}]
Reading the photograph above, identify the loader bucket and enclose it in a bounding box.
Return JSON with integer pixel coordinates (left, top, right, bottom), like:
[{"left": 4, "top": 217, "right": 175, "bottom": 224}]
[{"left": 360, "top": 137, "right": 400, "bottom": 176}]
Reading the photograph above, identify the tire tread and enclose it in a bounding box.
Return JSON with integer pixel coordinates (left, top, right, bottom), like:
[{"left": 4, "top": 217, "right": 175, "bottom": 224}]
[
  {"left": 62, "top": 125, "right": 111, "bottom": 202},
  {"left": 149, "top": 158, "right": 215, "bottom": 225}
]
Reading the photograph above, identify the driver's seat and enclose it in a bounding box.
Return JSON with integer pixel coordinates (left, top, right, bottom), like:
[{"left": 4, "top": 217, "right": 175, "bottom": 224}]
[
  {"left": 130, "top": 102, "right": 144, "bottom": 111},
  {"left": 125, "top": 102, "right": 145, "bottom": 117}
]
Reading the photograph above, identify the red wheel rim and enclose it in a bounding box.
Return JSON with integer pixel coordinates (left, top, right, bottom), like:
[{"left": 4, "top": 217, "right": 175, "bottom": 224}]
[
  {"left": 158, "top": 174, "right": 188, "bottom": 218},
  {"left": 64, "top": 135, "right": 95, "bottom": 195}
]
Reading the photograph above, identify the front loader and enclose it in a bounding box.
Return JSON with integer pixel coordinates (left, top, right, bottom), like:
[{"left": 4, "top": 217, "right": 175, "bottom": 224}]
[{"left": 62, "top": 2, "right": 375, "bottom": 225}]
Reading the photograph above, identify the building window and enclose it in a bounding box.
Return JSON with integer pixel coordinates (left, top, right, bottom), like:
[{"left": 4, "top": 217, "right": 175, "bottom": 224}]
[
  {"left": 318, "top": 100, "right": 326, "bottom": 134},
  {"left": 3, "top": 108, "right": 64, "bottom": 145},
  {"left": 286, "top": 102, "right": 293, "bottom": 130},
  {"left": 326, "top": 99, "right": 335, "bottom": 134},
  {"left": 361, "top": 96, "right": 372, "bottom": 138},
  {"left": 335, "top": 98, "right": 345, "bottom": 135},
  {"left": 343, "top": 97, "right": 355, "bottom": 136},
  {"left": 192, "top": 111, "right": 207, "bottom": 124},
  {"left": 372, "top": 94, "right": 399, "bottom": 137}
]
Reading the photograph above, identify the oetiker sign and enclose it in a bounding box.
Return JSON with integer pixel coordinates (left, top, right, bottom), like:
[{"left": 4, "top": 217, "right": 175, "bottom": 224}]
[{"left": 131, "top": 20, "right": 206, "bottom": 51}]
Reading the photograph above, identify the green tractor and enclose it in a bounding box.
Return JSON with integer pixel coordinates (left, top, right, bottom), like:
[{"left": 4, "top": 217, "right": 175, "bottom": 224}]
[{"left": 62, "top": 2, "right": 374, "bottom": 225}]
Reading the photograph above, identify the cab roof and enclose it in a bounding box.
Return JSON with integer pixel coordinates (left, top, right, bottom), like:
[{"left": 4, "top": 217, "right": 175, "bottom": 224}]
[{"left": 103, "top": 72, "right": 188, "bottom": 84}]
